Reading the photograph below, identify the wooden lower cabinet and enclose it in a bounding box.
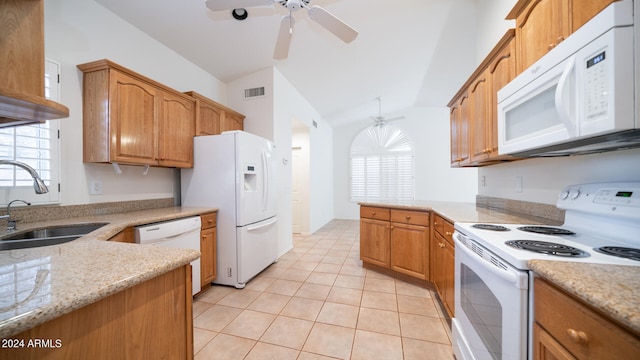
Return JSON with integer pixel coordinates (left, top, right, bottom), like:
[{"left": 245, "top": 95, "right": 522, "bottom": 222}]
[
  {"left": 390, "top": 222, "right": 429, "bottom": 279},
  {"left": 359, "top": 206, "right": 429, "bottom": 280},
  {"left": 360, "top": 217, "right": 390, "bottom": 268},
  {"left": 108, "top": 227, "right": 135, "bottom": 243},
  {"left": 431, "top": 214, "right": 455, "bottom": 317},
  {"left": 534, "top": 278, "right": 640, "bottom": 360},
  {"left": 3, "top": 265, "right": 193, "bottom": 360},
  {"left": 200, "top": 212, "right": 217, "bottom": 289}
]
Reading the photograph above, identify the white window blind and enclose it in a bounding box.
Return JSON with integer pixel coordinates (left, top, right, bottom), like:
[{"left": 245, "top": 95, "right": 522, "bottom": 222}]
[
  {"left": 350, "top": 125, "right": 414, "bottom": 202},
  {"left": 0, "top": 59, "right": 61, "bottom": 205}
]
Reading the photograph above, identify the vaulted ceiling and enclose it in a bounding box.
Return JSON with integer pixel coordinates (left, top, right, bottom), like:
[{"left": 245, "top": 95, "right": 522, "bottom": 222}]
[{"left": 96, "top": 0, "right": 478, "bottom": 127}]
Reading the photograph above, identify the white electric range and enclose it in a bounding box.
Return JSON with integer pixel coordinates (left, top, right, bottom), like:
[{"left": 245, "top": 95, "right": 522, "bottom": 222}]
[{"left": 452, "top": 182, "right": 640, "bottom": 360}]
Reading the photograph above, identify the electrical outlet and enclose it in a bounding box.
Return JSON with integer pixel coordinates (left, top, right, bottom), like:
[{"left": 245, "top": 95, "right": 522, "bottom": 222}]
[
  {"left": 90, "top": 180, "right": 103, "bottom": 195},
  {"left": 480, "top": 175, "right": 486, "bottom": 187},
  {"left": 515, "top": 176, "right": 523, "bottom": 193}
]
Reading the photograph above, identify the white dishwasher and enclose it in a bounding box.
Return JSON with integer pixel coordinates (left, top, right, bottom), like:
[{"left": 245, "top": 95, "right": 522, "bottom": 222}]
[{"left": 135, "top": 216, "right": 202, "bottom": 296}]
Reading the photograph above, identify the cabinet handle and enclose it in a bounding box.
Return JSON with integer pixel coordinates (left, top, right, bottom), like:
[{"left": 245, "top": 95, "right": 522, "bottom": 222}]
[{"left": 566, "top": 329, "right": 588, "bottom": 344}]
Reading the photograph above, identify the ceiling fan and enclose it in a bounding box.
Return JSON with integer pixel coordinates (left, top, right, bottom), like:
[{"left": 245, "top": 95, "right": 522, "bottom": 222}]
[
  {"left": 204, "top": 0, "right": 359, "bottom": 60},
  {"left": 370, "top": 97, "right": 405, "bottom": 127}
]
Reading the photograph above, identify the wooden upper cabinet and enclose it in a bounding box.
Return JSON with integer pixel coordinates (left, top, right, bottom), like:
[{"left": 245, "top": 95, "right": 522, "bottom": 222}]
[
  {"left": 509, "top": 0, "right": 571, "bottom": 73},
  {"left": 448, "top": 29, "right": 516, "bottom": 167},
  {"left": 109, "top": 70, "right": 158, "bottom": 165},
  {"left": 571, "top": 0, "right": 617, "bottom": 32},
  {"left": 469, "top": 70, "right": 490, "bottom": 164},
  {"left": 157, "top": 91, "right": 196, "bottom": 167},
  {"left": 0, "top": 0, "right": 69, "bottom": 127},
  {"left": 488, "top": 33, "right": 516, "bottom": 158},
  {"left": 78, "top": 59, "right": 196, "bottom": 168},
  {"left": 184, "top": 91, "right": 244, "bottom": 136}
]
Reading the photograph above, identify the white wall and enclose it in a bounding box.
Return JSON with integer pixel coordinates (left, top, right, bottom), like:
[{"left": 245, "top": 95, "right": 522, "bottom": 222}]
[
  {"left": 42, "top": 0, "right": 226, "bottom": 206},
  {"left": 227, "top": 67, "right": 334, "bottom": 252},
  {"left": 476, "top": 0, "right": 640, "bottom": 205},
  {"left": 333, "top": 107, "right": 478, "bottom": 220}
]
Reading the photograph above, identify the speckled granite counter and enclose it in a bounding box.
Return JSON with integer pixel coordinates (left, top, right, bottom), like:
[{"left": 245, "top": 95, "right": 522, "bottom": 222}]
[
  {"left": 359, "top": 200, "right": 562, "bottom": 225},
  {"left": 530, "top": 260, "right": 640, "bottom": 335},
  {"left": 0, "top": 206, "right": 216, "bottom": 338}
]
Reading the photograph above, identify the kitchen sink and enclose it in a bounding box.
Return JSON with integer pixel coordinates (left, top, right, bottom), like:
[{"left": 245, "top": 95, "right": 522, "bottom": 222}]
[{"left": 0, "top": 223, "right": 108, "bottom": 250}]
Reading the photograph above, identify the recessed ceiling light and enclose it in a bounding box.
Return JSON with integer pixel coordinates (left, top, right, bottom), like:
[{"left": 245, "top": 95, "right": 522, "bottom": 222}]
[{"left": 231, "top": 8, "right": 248, "bottom": 21}]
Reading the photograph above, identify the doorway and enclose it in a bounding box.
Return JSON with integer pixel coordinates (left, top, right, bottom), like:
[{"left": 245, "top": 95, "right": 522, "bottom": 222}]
[{"left": 291, "top": 119, "right": 310, "bottom": 235}]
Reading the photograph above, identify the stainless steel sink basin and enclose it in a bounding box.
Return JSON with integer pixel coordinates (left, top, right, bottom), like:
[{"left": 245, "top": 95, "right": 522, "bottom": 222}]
[{"left": 0, "top": 223, "right": 108, "bottom": 250}]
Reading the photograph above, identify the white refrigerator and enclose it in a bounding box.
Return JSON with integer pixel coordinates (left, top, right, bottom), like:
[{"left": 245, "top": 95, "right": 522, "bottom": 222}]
[{"left": 181, "top": 131, "right": 278, "bottom": 288}]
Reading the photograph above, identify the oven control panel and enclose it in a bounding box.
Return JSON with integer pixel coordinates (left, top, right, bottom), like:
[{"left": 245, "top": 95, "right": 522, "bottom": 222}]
[{"left": 558, "top": 182, "right": 640, "bottom": 217}]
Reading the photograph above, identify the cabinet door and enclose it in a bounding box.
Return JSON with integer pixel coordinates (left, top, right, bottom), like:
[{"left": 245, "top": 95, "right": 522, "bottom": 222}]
[
  {"left": 360, "top": 218, "right": 390, "bottom": 268},
  {"left": 390, "top": 223, "right": 429, "bottom": 279},
  {"left": 450, "top": 92, "right": 470, "bottom": 167},
  {"left": 442, "top": 239, "right": 455, "bottom": 317},
  {"left": 196, "top": 100, "right": 222, "bottom": 136},
  {"left": 157, "top": 91, "right": 195, "bottom": 168},
  {"left": 516, "top": 0, "right": 570, "bottom": 72},
  {"left": 220, "top": 112, "right": 244, "bottom": 132},
  {"left": 534, "top": 323, "right": 577, "bottom": 360},
  {"left": 488, "top": 36, "right": 516, "bottom": 157},
  {"left": 200, "top": 227, "right": 216, "bottom": 286},
  {"left": 469, "top": 70, "right": 491, "bottom": 163},
  {"left": 109, "top": 71, "right": 158, "bottom": 165},
  {"left": 572, "top": 0, "right": 615, "bottom": 32}
]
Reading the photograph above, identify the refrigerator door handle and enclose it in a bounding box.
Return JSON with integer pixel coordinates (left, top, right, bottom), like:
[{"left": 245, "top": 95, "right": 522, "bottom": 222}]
[
  {"left": 246, "top": 217, "right": 278, "bottom": 231},
  {"left": 262, "top": 150, "right": 269, "bottom": 212}
]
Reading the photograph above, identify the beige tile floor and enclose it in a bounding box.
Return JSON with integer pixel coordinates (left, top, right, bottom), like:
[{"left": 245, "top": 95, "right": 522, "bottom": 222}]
[{"left": 193, "top": 219, "right": 455, "bottom": 359}]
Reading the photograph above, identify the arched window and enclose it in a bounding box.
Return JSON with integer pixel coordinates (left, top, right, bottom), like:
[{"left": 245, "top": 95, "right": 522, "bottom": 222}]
[{"left": 350, "top": 125, "right": 414, "bottom": 202}]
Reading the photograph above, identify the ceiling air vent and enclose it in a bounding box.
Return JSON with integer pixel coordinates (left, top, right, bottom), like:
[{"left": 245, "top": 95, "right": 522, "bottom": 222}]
[{"left": 243, "top": 86, "right": 265, "bottom": 100}]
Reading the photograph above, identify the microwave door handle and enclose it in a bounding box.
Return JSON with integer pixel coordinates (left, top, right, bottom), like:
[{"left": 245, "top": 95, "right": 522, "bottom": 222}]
[{"left": 555, "top": 56, "right": 577, "bottom": 137}]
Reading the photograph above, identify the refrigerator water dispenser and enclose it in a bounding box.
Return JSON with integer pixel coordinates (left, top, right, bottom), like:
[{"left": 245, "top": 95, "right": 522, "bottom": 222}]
[{"left": 243, "top": 164, "right": 257, "bottom": 192}]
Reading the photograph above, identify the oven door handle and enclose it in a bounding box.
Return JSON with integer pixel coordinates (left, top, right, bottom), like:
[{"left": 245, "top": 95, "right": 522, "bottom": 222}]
[{"left": 454, "top": 233, "right": 528, "bottom": 289}]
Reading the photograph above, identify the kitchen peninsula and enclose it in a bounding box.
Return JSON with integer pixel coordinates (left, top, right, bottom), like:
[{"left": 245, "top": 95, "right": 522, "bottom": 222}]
[{"left": 0, "top": 205, "right": 215, "bottom": 359}]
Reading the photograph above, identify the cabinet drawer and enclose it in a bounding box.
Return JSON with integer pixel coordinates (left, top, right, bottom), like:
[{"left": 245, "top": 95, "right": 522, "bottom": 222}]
[
  {"left": 201, "top": 212, "right": 217, "bottom": 229},
  {"left": 433, "top": 214, "right": 454, "bottom": 243},
  {"left": 534, "top": 278, "right": 640, "bottom": 359},
  {"left": 360, "top": 206, "right": 390, "bottom": 221},
  {"left": 390, "top": 209, "right": 429, "bottom": 226}
]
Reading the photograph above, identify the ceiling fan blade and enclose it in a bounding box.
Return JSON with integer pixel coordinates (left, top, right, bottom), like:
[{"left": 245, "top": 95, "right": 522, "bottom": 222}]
[
  {"left": 307, "top": 5, "right": 358, "bottom": 43},
  {"left": 274, "top": 15, "right": 294, "bottom": 60},
  {"left": 204, "top": 0, "right": 274, "bottom": 12}
]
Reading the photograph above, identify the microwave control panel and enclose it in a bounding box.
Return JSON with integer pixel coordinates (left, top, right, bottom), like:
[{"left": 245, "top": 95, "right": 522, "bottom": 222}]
[{"left": 584, "top": 50, "right": 609, "bottom": 120}]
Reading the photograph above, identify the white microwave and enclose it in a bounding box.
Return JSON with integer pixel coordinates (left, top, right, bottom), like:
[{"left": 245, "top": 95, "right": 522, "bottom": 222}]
[{"left": 497, "top": 0, "right": 638, "bottom": 157}]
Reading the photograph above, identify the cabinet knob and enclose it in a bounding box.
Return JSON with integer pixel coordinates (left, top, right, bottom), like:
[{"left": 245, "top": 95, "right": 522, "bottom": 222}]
[
  {"left": 445, "top": 231, "right": 452, "bottom": 236},
  {"left": 405, "top": 216, "right": 411, "bottom": 220},
  {"left": 548, "top": 43, "right": 556, "bottom": 50},
  {"left": 557, "top": 35, "right": 565, "bottom": 44},
  {"left": 438, "top": 242, "right": 445, "bottom": 248},
  {"left": 566, "top": 329, "right": 588, "bottom": 344},
  {"left": 434, "top": 222, "right": 439, "bottom": 226},
  {"left": 372, "top": 212, "right": 376, "bottom": 216},
  {"left": 390, "top": 226, "right": 394, "bottom": 230}
]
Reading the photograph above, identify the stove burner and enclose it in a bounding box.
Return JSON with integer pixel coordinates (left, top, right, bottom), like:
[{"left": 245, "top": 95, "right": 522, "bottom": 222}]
[
  {"left": 517, "top": 226, "right": 576, "bottom": 236},
  {"left": 471, "top": 224, "right": 510, "bottom": 231},
  {"left": 593, "top": 246, "right": 640, "bottom": 261},
  {"left": 506, "top": 240, "right": 589, "bottom": 257}
]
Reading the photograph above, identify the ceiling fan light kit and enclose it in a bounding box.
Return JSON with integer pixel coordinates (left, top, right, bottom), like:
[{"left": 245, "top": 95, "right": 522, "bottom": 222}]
[{"left": 204, "top": 0, "right": 358, "bottom": 59}]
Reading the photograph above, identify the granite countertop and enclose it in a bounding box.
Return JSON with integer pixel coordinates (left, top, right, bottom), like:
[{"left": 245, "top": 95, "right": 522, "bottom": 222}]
[
  {"left": 359, "top": 200, "right": 561, "bottom": 225},
  {"left": 0, "top": 206, "right": 216, "bottom": 338},
  {"left": 530, "top": 260, "right": 640, "bottom": 336}
]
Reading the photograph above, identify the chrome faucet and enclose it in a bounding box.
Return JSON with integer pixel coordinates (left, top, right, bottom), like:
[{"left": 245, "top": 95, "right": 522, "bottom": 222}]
[
  {"left": 2, "top": 199, "right": 30, "bottom": 231},
  {"left": 0, "top": 160, "right": 49, "bottom": 194}
]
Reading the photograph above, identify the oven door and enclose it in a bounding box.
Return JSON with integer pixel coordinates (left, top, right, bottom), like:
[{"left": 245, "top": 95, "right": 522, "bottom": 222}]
[{"left": 452, "top": 231, "right": 529, "bottom": 360}]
